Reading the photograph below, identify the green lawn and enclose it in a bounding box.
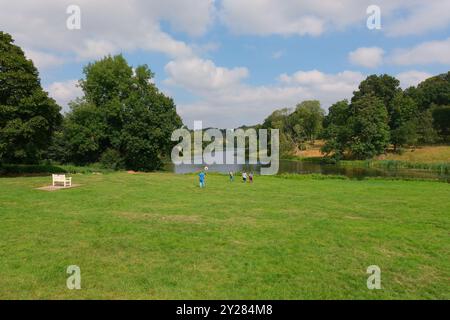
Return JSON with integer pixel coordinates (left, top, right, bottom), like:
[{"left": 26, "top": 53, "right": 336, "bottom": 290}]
[{"left": 0, "top": 172, "right": 449, "bottom": 299}]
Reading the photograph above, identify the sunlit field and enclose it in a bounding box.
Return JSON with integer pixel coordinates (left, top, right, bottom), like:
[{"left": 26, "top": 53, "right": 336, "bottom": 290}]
[
  {"left": 0, "top": 172, "right": 448, "bottom": 299},
  {"left": 377, "top": 145, "right": 450, "bottom": 163}
]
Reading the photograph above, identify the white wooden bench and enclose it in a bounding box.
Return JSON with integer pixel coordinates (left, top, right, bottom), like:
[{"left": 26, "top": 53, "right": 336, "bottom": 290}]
[{"left": 52, "top": 174, "right": 72, "bottom": 187}]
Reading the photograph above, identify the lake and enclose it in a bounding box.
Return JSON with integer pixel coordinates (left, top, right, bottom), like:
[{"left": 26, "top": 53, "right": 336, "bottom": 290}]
[{"left": 165, "top": 158, "right": 449, "bottom": 181}]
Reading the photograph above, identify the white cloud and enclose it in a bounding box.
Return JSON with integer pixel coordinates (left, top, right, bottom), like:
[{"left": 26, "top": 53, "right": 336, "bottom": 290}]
[
  {"left": 348, "top": 47, "right": 384, "bottom": 68},
  {"left": 386, "top": 1, "right": 450, "bottom": 37},
  {"left": 219, "top": 0, "right": 450, "bottom": 37},
  {"left": 279, "top": 70, "right": 326, "bottom": 85},
  {"left": 24, "top": 49, "right": 65, "bottom": 70},
  {"left": 74, "top": 40, "right": 118, "bottom": 61},
  {"left": 165, "top": 58, "right": 365, "bottom": 127},
  {"left": 2, "top": 0, "right": 450, "bottom": 72},
  {"left": 176, "top": 85, "right": 308, "bottom": 128},
  {"left": 396, "top": 70, "right": 432, "bottom": 89},
  {"left": 0, "top": 0, "right": 214, "bottom": 62},
  {"left": 46, "top": 80, "right": 83, "bottom": 112},
  {"left": 220, "top": 0, "right": 330, "bottom": 37},
  {"left": 278, "top": 70, "right": 365, "bottom": 95},
  {"left": 164, "top": 58, "right": 249, "bottom": 94},
  {"left": 389, "top": 37, "right": 450, "bottom": 66},
  {"left": 145, "top": 0, "right": 215, "bottom": 37}
]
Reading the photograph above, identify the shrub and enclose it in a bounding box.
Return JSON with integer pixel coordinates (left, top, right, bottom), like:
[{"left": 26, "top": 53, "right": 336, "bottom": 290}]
[
  {"left": 0, "top": 163, "right": 112, "bottom": 176},
  {"left": 99, "top": 149, "right": 125, "bottom": 170}
]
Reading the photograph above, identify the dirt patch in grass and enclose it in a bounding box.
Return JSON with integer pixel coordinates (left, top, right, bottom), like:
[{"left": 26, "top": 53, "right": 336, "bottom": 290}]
[
  {"left": 293, "top": 140, "right": 326, "bottom": 158},
  {"left": 36, "top": 184, "right": 82, "bottom": 191},
  {"left": 220, "top": 215, "right": 261, "bottom": 227},
  {"left": 126, "top": 170, "right": 148, "bottom": 174},
  {"left": 116, "top": 211, "right": 201, "bottom": 224},
  {"left": 376, "top": 246, "right": 405, "bottom": 258},
  {"left": 344, "top": 215, "right": 366, "bottom": 220}
]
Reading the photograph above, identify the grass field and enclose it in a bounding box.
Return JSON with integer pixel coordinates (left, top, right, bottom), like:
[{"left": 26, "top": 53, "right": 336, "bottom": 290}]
[
  {"left": 290, "top": 143, "right": 450, "bottom": 164},
  {"left": 0, "top": 172, "right": 449, "bottom": 299}
]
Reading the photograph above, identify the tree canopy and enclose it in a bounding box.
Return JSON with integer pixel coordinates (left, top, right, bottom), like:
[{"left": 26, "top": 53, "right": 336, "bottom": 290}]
[
  {"left": 60, "top": 55, "right": 182, "bottom": 170},
  {"left": 407, "top": 72, "right": 450, "bottom": 111},
  {"left": 261, "top": 101, "right": 325, "bottom": 155},
  {"left": 290, "top": 100, "right": 324, "bottom": 143},
  {"left": 322, "top": 95, "right": 390, "bottom": 159},
  {"left": 0, "top": 31, "right": 62, "bottom": 164},
  {"left": 321, "top": 72, "right": 450, "bottom": 159}
]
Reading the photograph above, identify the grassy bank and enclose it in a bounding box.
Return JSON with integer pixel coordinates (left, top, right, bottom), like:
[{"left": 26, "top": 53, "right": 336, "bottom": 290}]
[
  {"left": 283, "top": 144, "right": 450, "bottom": 174},
  {"left": 339, "top": 160, "right": 450, "bottom": 173},
  {"left": 0, "top": 172, "right": 449, "bottom": 299},
  {"left": 376, "top": 145, "right": 450, "bottom": 163}
]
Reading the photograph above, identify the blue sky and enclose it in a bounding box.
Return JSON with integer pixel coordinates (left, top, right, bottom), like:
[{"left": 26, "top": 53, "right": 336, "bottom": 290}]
[{"left": 1, "top": 0, "right": 450, "bottom": 128}]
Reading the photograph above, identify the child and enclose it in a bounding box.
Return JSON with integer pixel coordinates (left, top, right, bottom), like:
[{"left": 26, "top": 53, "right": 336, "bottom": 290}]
[
  {"left": 199, "top": 170, "right": 206, "bottom": 188},
  {"left": 229, "top": 171, "right": 234, "bottom": 182},
  {"left": 249, "top": 172, "right": 253, "bottom": 183},
  {"left": 242, "top": 171, "right": 247, "bottom": 183}
]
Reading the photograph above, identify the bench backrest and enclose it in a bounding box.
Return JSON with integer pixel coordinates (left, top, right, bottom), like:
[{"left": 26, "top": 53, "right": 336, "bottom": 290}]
[{"left": 52, "top": 174, "right": 66, "bottom": 181}]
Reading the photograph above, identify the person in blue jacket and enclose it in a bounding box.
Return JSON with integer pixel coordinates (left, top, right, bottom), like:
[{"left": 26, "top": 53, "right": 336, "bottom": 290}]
[{"left": 199, "top": 170, "right": 206, "bottom": 188}]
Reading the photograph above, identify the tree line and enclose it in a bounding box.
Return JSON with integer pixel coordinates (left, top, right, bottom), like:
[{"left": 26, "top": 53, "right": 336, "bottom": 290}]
[{"left": 255, "top": 74, "right": 450, "bottom": 160}]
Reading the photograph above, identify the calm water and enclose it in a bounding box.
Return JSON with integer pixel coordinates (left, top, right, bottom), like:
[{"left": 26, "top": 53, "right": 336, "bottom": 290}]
[{"left": 164, "top": 155, "right": 449, "bottom": 181}]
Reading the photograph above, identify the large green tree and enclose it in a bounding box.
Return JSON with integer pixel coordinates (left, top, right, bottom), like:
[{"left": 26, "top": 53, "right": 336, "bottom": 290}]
[
  {"left": 288, "top": 100, "right": 325, "bottom": 143},
  {"left": 262, "top": 108, "right": 291, "bottom": 131},
  {"left": 62, "top": 55, "right": 182, "bottom": 170},
  {"left": 322, "top": 95, "right": 390, "bottom": 159},
  {"left": 0, "top": 31, "right": 62, "bottom": 163},
  {"left": 352, "top": 74, "right": 401, "bottom": 115},
  {"left": 407, "top": 72, "right": 450, "bottom": 111},
  {"left": 389, "top": 92, "right": 419, "bottom": 150},
  {"left": 405, "top": 71, "right": 450, "bottom": 142},
  {"left": 261, "top": 108, "right": 295, "bottom": 155},
  {"left": 348, "top": 94, "right": 390, "bottom": 159},
  {"left": 261, "top": 102, "right": 325, "bottom": 154},
  {"left": 321, "top": 100, "right": 352, "bottom": 159},
  {"left": 431, "top": 106, "right": 450, "bottom": 142},
  {"left": 351, "top": 74, "right": 408, "bottom": 145}
]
